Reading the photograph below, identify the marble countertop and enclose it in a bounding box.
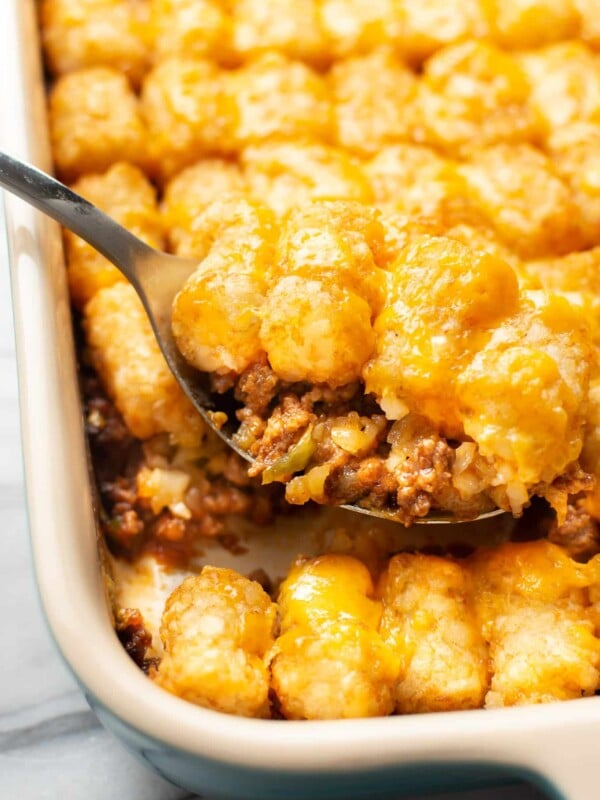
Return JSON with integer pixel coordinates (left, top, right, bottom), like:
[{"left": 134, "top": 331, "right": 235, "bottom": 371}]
[{"left": 0, "top": 198, "right": 553, "bottom": 800}]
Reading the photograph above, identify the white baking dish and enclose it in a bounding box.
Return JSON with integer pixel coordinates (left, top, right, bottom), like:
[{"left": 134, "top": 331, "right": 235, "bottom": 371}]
[{"left": 2, "top": 1, "right": 599, "bottom": 797}]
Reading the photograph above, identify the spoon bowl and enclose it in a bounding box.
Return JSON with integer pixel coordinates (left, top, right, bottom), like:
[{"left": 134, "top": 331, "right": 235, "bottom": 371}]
[{"left": 0, "top": 150, "right": 504, "bottom": 525}]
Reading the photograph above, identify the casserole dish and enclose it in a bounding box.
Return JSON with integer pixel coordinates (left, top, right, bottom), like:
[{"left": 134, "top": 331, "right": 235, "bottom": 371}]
[{"left": 2, "top": 0, "right": 600, "bottom": 797}]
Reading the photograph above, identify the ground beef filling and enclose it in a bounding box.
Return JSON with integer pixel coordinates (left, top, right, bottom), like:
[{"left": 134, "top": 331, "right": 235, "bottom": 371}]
[
  {"left": 226, "top": 361, "right": 491, "bottom": 525},
  {"left": 549, "top": 499, "right": 600, "bottom": 561},
  {"left": 83, "top": 373, "right": 284, "bottom": 565},
  {"left": 84, "top": 362, "right": 600, "bottom": 547},
  {"left": 223, "top": 359, "right": 597, "bottom": 526}
]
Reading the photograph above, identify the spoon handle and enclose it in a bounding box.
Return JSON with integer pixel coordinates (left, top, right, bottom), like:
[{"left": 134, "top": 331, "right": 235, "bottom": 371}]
[{"left": 0, "top": 151, "right": 154, "bottom": 284}]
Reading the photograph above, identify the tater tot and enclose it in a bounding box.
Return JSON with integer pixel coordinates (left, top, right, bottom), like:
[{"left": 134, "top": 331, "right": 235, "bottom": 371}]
[
  {"left": 241, "top": 141, "right": 373, "bottom": 217},
  {"left": 329, "top": 49, "right": 418, "bottom": 156},
  {"left": 417, "top": 40, "right": 540, "bottom": 158},
  {"left": 184, "top": 192, "right": 279, "bottom": 262},
  {"left": 256, "top": 202, "right": 387, "bottom": 386},
  {"left": 148, "top": 0, "right": 233, "bottom": 63},
  {"left": 379, "top": 554, "right": 488, "bottom": 713},
  {"left": 162, "top": 160, "right": 248, "bottom": 256},
  {"left": 457, "top": 293, "right": 591, "bottom": 496},
  {"left": 141, "top": 58, "right": 236, "bottom": 179},
  {"left": 469, "top": 541, "right": 600, "bottom": 707},
  {"left": 460, "top": 143, "right": 585, "bottom": 257},
  {"left": 226, "top": 53, "right": 333, "bottom": 149},
  {"left": 525, "top": 247, "right": 600, "bottom": 338},
  {"left": 66, "top": 163, "right": 164, "bottom": 308},
  {"left": 375, "top": 211, "right": 443, "bottom": 267},
  {"left": 274, "top": 202, "right": 386, "bottom": 307},
  {"left": 482, "top": 605, "right": 600, "bottom": 707},
  {"left": 489, "top": 0, "right": 580, "bottom": 49},
  {"left": 320, "top": 0, "right": 404, "bottom": 59},
  {"left": 576, "top": 0, "right": 600, "bottom": 48},
  {"left": 154, "top": 568, "right": 276, "bottom": 717},
  {"left": 547, "top": 123, "right": 600, "bottom": 248},
  {"left": 398, "top": 0, "right": 492, "bottom": 63},
  {"left": 260, "top": 277, "right": 375, "bottom": 386},
  {"left": 443, "top": 222, "right": 523, "bottom": 272},
  {"left": 231, "top": 0, "right": 327, "bottom": 66},
  {"left": 520, "top": 42, "right": 600, "bottom": 135},
  {"left": 364, "top": 235, "right": 520, "bottom": 435},
  {"left": 49, "top": 67, "right": 150, "bottom": 181},
  {"left": 457, "top": 289, "right": 591, "bottom": 514},
  {"left": 85, "top": 283, "right": 205, "bottom": 446},
  {"left": 172, "top": 197, "right": 277, "bottom": 374},
  {"left": 173, "top": 256, "right": 269, "bottom": 375},
  {"left": 365, "top": 143, "right": 478, "bottom": 227},
  {"left": 269, "top": 555, "right": 400, "bottom": 719},
  {"left": 40, "top": 0, "right": 150, "bottom": 84}
]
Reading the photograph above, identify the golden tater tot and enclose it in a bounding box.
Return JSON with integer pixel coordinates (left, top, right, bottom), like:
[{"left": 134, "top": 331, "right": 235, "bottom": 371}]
[
  {"left": 172, "top": 197, "right": 277, "bottom": 374},
  {"left": 375, "top": 211, "right": 443, "bottom": 267},
  {"left": 49, "top": 67, "right": 150, "bottom": 181},
  {"left": 85, "top": 283, "right": 205, "bottom": 447},
  {"left": 162, "top": 160, "right": 248, "bottom": 256},
  {"left": 443, "top": 222, "right": 523, "bottom": 271},
  {"left": 173, "top": 259, "right": 269, "bottom": 375},
  {"left": 417, "top": 40, "right": 540, "bottom": 158},
  {"left": 547, "top": 123, "right": 600, "bottom": 248},
  {"left": 457, "top": 292, "right": 591, "bottom": 498},
  {"left": 259, "top": 202, "right": 386, "bottom": 386},
  {"left": 242, "top": 141, "right": 373, "bottom": 217},
  {"left": 576, "top": 0, "right": 600, "bottom": 48},
  {"left": 469, "top": 541, "right": 600, "bottom": 707},
  {"left": 66, "top": 163, "right": 164, "bottom": 308},
  {"left": 187, "top": 192, "right": 278, "bottom": 261},
  {"left": 148, "top": 0, "right": 233, "bottom": 63},
  {"left": 141, "top": 58, "right": 236, "bottom": 179},
  {"left": 260, "top": 203, "right": 385, "bottom": 386},
  {"left": 520, "top": 42, "right": 600, "bottom": 134},
  {"left": 40, "top": 0, "right": 150, "bottom": 84},
  {"left": 489, "top": 0, "right": 580, "bottom": 49},
  {"left": 269, "top": 555, "right": 400, "bottom": 719},
  {"left": 260, "top": 277, "right": 375, "bottom": 386},
  {"left": 274, "top": 202, "right": 386, "bottom": 308},
  {"left": 329, "top": 49, "right": 418, "bottom": 156},
  {"left": 227, "top": 53, "right": 333, "bottom": 149},
  {"left": 231, "top": 0, "right": 327, "bottom": 66},
  {"left": 379, "top": 554, "right": 488, "bottom": 713},
  {"left": 482, "top": 605, "right": 600, "bottom": 707},
  {"left": 154, "top": 568, "right": 276, "bottom": 717},
  {"left": 364, "top": 235, "right": 520, "bottom": 435},
  {"left": 398, "top": 0, "right": 492, "bottom": 63},
  {"left": 460, "top": 143, "right": 585, "bottom": 257},
  {"left": 365, "top": 143, "right": 477, "bottom": 227},
  {"left": 525, "top": 248, "right": 600, "bottom": 338},
  {"left": 320, "top": 0, "right": 404, "bottom": 59}
]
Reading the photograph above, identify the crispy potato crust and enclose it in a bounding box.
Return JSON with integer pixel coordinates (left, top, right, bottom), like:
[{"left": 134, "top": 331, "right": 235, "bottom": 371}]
[
  {"left": 42, "top": 0, "right": 600, "bottom": 723},
  {"left": 154, "top": 567, "right": 277, "bottom": 716},
  {"left": 149, "top": 541, "right": 600, "bottom": 718}
]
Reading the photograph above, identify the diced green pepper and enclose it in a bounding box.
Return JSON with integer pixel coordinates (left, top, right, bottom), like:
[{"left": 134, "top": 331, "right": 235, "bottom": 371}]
[{"left": 261, "top": 425, "right": 316, "bottom": 485}]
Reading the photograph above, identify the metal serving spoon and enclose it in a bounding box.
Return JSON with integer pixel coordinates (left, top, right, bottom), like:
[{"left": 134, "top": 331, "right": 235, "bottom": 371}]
[{"left": 0, "top": 151, "right": 504, "bottom": 525}]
